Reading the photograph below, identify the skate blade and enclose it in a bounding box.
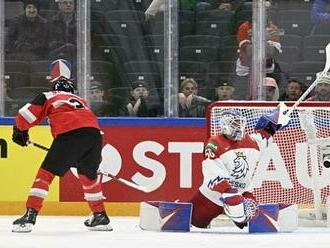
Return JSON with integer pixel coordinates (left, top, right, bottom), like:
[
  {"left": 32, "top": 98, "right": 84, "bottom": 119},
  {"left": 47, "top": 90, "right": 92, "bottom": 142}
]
[
  {"left": 12, "top": 223, "right": 33, "bottom": 233},
  {"left": 87, "top": 224, "right": 113, "bottom": 231}
]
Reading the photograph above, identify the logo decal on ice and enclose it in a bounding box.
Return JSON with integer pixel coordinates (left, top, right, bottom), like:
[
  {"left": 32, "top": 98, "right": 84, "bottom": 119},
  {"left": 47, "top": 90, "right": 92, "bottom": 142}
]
[{"left": 231, "top": 151, "right": 249, "bottom": 179}]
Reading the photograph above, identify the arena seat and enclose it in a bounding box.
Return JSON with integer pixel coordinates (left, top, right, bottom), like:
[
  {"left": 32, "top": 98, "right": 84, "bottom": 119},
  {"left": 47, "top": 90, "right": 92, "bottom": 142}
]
[{"left": 180, "top": 46, "right": 220, "bottom": 62}]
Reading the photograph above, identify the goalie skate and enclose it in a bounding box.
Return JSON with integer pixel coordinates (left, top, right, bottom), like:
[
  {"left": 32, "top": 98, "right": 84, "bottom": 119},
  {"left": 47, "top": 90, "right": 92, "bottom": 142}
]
[
  {"left": 12, "top": 208, "right": 38, "bottom": 233},
  {"left": 84, "top": 212, "right": 113, "bottom": 231}
]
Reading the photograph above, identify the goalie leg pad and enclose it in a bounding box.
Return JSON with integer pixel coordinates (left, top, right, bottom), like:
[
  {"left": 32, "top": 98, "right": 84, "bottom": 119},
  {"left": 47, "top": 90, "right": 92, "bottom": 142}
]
[
  {"left": 139, "top": 201, "right": 161, "bottom": 231},
  {"left": 249, "top": 203, "right": 279, "bottom": 233},
  {"left": 278, "top": 204, "right": 298, "bottom": 232},
  {"left": 139, "top": 201, "right": 192, "bottom": 232},
  {"left": 249, "top": 203, "right": 298, "bottom": 233}
]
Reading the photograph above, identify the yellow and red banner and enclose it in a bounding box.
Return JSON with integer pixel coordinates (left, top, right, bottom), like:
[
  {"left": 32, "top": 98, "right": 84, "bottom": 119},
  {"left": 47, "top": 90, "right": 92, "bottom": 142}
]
[
  {"left": 0, "top": 126, "right": 56, "bottom": 201},
  {"left": 0, "top": 118, "right": 207, "bottom": 215}
]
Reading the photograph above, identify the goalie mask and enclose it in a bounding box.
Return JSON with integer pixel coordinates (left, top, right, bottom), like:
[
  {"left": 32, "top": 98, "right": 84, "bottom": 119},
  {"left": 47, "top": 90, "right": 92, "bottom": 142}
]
[{"left": 219, "top": 110, "right": 246, "bottom": 141}]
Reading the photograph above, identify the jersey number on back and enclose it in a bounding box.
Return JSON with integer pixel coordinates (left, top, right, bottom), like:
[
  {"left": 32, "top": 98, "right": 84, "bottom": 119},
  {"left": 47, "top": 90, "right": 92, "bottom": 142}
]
[{"left": 69, "top": 98, "right": 84, "bottom": 109}]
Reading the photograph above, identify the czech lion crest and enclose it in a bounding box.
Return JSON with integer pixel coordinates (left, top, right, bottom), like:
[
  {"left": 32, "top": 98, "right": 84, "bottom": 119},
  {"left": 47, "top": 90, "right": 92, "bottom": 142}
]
[{"left": 231, "top": 152, "right": 249, "bottom": 179}]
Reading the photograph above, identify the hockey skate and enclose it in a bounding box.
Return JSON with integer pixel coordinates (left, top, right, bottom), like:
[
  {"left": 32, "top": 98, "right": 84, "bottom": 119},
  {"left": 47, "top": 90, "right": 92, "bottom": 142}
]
[
  {"left": 84, "top": 211, "right": 113, "bottom": 231},
  {"left": 12, "top": 208, "right": 38, "bottom": 233}
]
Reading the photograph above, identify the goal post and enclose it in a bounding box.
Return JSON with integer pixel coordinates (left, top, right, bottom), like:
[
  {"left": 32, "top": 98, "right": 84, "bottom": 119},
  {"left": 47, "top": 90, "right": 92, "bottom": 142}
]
[{"left": 206, "top": 101, "right": 330, "bottom": 225}]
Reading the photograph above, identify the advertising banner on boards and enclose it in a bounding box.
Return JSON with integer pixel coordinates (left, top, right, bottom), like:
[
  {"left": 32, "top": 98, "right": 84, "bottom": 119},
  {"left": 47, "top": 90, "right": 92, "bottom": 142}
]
[{"left": 60, "top": 125, "right": 206, "bottom": 202}]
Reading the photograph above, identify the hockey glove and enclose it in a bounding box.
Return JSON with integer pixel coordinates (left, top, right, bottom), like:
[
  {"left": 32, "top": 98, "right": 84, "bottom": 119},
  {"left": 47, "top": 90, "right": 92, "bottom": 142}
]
[
  {"left": 232, "top": 198, "right": 259, "bottom": 229},
  {"left": 255, "top": 107, "right": 290, "bottom": 136},
  {"left": 220, "top": 191, "right": 259, "bottom": 226},
  {"left": 12, "top": 126, "right": 29, "bottom": 147},
  {"left": 255, "top": 118, "right": 280, "bottom": 136}
]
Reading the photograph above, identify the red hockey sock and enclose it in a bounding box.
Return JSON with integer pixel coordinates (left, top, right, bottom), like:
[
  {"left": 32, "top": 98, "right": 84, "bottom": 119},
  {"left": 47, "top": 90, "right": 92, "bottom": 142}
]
[
  {"left": 78, "top": 174, "right": 106, "bottom": 213},
  {"left": 26, "top": 168, "right": 55, "bottom": 212}
]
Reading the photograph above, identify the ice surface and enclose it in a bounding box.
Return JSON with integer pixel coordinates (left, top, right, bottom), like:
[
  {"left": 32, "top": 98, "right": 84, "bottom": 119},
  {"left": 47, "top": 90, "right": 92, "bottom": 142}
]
[{"left": 1, "top": 216, "right": 330, "bottom": 248}]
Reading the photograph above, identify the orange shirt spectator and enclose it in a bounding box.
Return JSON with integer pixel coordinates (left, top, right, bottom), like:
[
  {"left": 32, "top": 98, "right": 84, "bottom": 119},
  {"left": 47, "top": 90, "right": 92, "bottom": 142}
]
[{"left": 236, "top": 20, "right": 282, "bottom": 76}]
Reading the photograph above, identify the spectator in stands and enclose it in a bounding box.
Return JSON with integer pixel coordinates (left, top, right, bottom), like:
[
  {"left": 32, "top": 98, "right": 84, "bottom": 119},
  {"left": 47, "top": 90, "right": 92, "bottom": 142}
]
[
  {"left": 124, "top": 81, "right": 160, "bottom": 117},
  {"left": 310, "top": 0, "right": 330, "bottom": 35},
  {"left": 216, "top": 0, "right": 244, "bottom": 11},
  {"left": 179, "top": 78, "right": 211, "bottom": 117},
  {"left": 48, "top": 0, "right": 76, "bottom": 62},
  {"left": 279, "top": 78, "right": 304, "bottom": 101},
  {"left": 236, "top": 16, "right": 282, "bottom": 77},
  {"left": 263, "top": 77, "right": 279, "bottom": 101},
  {"left": 88, "top": 81, "right": 112, "bottom": 117},
  {"left": 5, "top": 0, "right": 48, "bottom": 61},
  {"left": 145, "top": 0, "right": 200, "bottom": 20},
  {"left": 235, "top": 1, "right": 283, "bottom": 89},
  {"left": 189, "top": 0, "right": 244, "bottom": 12},
  {"left": 306, "top": 72, "right": 330, "bottom": 101},
  {"left": 214, "top": 80, "right": 235, "bottom": 101}
]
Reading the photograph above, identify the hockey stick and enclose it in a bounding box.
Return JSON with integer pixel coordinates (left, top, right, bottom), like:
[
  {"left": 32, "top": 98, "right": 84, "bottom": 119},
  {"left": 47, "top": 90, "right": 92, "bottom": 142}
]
[
  {"left": 28, "top": 141, "right": 50, "bottom": 151},
  {"left": 28, "top": 141, "right": 150, "bottom": 193},
  {"left": 97, "top": 170, "right": 150, "bottom": 193},
  {"left": 285, "top": 42, "right": 330, "bottom": 117}
]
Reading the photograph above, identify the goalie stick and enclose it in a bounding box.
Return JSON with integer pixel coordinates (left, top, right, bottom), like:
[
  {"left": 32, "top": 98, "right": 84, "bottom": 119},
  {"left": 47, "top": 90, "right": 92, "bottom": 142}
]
[
  {"left": 28, "top": 141, "right": 150, "bottom": 193},
  {"left": 285, "top": 42, "right": 330, "bottom": 117},
  {"left": 278, "top": 43, "right": 330, "bottom": 221}
]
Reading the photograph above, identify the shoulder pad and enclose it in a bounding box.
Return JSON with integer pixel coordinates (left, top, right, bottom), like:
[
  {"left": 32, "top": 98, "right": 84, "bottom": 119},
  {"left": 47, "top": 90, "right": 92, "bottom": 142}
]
[
  {"left": 204, "top": 135, "right": 231, "bottom": 159},
  {"left": 31, "top": 93, "right": 47, "bottom": 106}
]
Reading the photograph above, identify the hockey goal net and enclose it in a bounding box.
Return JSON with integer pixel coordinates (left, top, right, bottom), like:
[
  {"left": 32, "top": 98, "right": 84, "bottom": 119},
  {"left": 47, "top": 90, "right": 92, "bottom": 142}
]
[{"left": 206, "top": 101, "right": 330, "bottom": 225}]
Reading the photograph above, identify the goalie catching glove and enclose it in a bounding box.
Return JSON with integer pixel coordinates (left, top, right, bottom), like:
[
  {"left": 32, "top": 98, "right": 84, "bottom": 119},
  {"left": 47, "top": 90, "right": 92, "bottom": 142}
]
[
  {"left": 220, "top": 189, "right": 259, "bottom": 228},
  {"left": 12, "top": 126, "right": 29, "bottom": 147},
  {"left": 255, "top": 103, "right": 291, "bottom": 137}
]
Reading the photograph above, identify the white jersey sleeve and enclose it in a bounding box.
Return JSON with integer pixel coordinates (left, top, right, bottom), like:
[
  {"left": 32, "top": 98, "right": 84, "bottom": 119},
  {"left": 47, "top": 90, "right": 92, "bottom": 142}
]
[
  {"left": 202, "top": 158, "right": 230, "bottom": 188},
  {"left": 250, "top": 132, "right": 274, "bottom": 151},
  {"left": 199, "top": 158, "right": 230, "bottom": 206}
]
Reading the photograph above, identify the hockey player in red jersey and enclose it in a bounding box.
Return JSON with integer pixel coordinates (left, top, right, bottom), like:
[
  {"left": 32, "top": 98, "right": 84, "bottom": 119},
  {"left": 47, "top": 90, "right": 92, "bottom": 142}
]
[
  {"left": 11, "top": 59, "right": 112, "bottom": 232},
  {"left": 189, "top": 108, "right": 290, "bottom": 229}
]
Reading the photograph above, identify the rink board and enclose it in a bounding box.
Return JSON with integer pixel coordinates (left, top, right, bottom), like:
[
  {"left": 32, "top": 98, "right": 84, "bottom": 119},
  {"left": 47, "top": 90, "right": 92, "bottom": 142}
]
[
  {"left": 0, "top": 117, "right": 205, "bottom": 215},
  {"left": 1, "top": 116, "right": 329, "bottom": 216}
]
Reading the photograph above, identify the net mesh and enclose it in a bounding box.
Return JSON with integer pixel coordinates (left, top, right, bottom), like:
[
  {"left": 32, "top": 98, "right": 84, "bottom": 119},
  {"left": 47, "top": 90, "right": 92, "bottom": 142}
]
[{"left": 207, "top": 102, "right": 330, "bottom": 207}]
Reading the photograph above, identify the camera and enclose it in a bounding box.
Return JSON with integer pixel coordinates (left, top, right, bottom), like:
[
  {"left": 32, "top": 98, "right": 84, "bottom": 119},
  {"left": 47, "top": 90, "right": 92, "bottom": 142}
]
[
  {"left": 323, "top": 154, "right": 330, "bottom": 168},
  {"left": 321, "top": 145, "right": 330, "bottom": 168}
]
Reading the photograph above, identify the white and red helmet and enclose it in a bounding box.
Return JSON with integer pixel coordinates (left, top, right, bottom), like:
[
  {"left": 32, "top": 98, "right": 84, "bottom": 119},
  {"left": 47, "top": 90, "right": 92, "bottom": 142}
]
[
  {"left": 49, "top": 59, "right": 71, "bottom": 82},
  {"left": 49, "top": 59, "right": 75, "bottom": 93}
]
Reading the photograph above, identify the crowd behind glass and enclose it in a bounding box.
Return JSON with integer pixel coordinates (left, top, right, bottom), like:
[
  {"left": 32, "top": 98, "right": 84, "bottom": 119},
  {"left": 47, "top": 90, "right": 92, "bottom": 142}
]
[{"left": 4, "top": 0, "right": 330, "bottom": 117}]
